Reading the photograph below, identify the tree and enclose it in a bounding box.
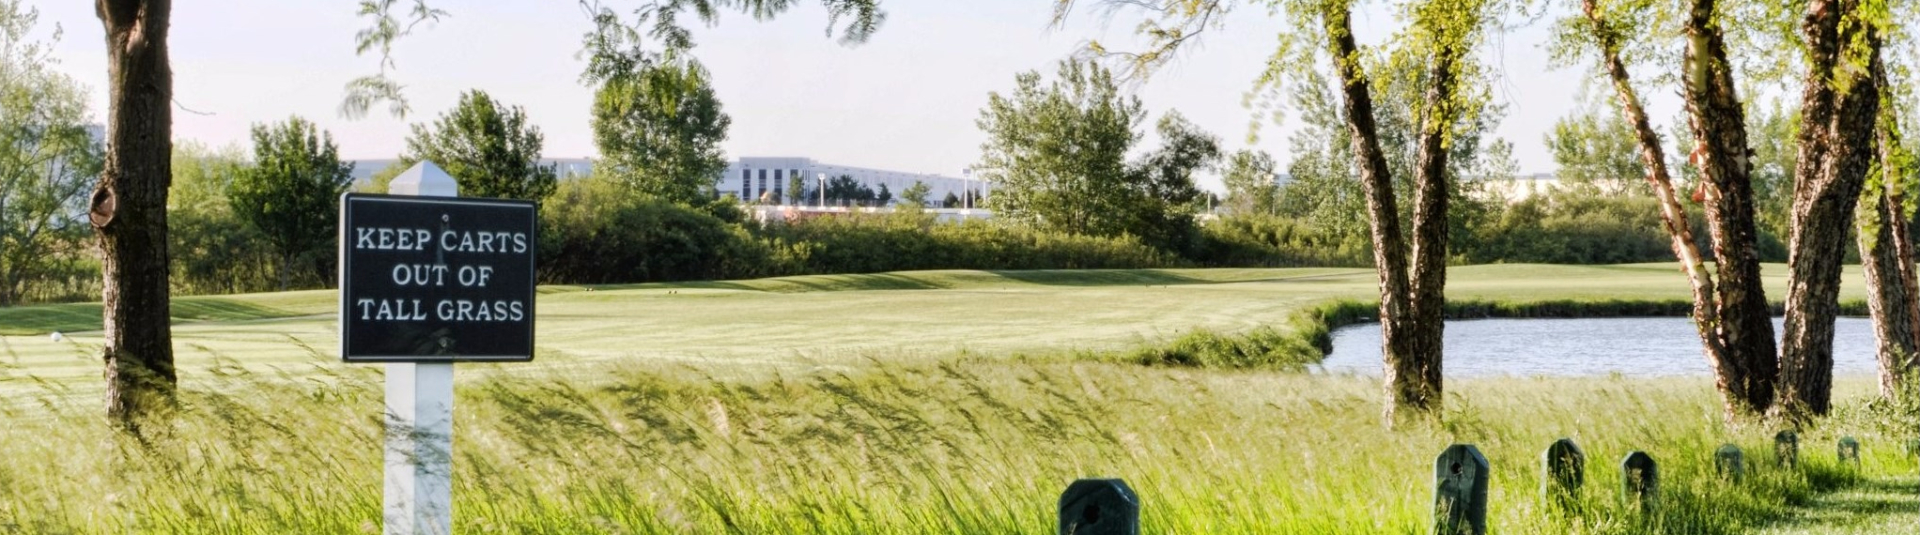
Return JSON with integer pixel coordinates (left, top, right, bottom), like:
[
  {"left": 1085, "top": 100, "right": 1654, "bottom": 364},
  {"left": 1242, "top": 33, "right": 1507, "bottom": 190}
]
[
  {"left": 404, "top": 89, "right": 558, "bottom": 200},
  {"left": 875, "top": 183, "right": 893, "bottom": 206},
  {"left": 1561, "top": 0, "right": 1778, "bottom": 419},
  {"left": 787, "top": 174, "right": 809, "bottom": 205},
  {"left": 93, "top": 0, "right": 177, "bottom": 430},
  {"left": 978, "top": 59, "right": 1139, "bottom": 236},
  {"left": 823, "top": 174, "right": 876, "bottom": 206},
  {"left": 976, "top": 60, "right": 1221, "bottom": 252},
  {"left": 1056, "top": 0, "right": 1506, "bottom": 421},
  {"left": 900, "top": 181, "right": 932, "bottom": 210},
  {"left": 1775, "top": 0, "right": 1889, "bottom": 419},
  {"left": 1545, "top": 105, "right": 1644, "bottom": 196},
  {"left": 357, "top": 159, "right": 410, "bottom": 193},
  {"left": 941, "top": 191, "right": 961, "bottom": 208},
  {"left": 0, "top": 2, "right": 102, "bottom": 306},
  {"left": 592, "top": 58, "right": 731, "bottom": 206},
  {"left": 169, "top": 142, "right": 275, "bottom": 296},
  {"left": 1222, "top": 150, "right": 1280, "bottom": 216},
  {"left": 1122, "top": 112, "right": 1221, "bottom": 252},
  {"left": 228, "top": 117, "right": 355, "bottom": 291},
  {"left": 1858, "top": 93, "right": 1920, "bottom": 399}
]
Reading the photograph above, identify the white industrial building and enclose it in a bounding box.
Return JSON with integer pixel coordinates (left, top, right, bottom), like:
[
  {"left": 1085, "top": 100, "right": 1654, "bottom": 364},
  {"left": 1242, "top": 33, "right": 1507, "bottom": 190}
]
[{"left": 721, "top": 157, "right": 986, "bottom": 207}]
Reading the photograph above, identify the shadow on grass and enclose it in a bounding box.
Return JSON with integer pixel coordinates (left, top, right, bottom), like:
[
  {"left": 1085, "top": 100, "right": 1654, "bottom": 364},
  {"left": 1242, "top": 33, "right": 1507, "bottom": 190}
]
[
  {"left": 1754, "top": 477, "right": 1918, "bottom": 532},
  {"left": 983, "top": 269, "right": 1205, "bottom": 287},
  {"left": 0, "top": 296, "right": 297, "bottom": 336}
]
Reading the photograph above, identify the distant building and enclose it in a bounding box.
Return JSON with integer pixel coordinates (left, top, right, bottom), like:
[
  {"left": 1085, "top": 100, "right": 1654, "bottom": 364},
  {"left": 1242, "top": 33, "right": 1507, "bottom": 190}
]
[
  {"left": 722, "top": 157, "right": 985, "bottom": 207},
  {"left": 345, "top": 156, "right": 986, "bottom": 208},
  {"left": 1471, "top": 173, "right": 1562, "bottom": 200}
]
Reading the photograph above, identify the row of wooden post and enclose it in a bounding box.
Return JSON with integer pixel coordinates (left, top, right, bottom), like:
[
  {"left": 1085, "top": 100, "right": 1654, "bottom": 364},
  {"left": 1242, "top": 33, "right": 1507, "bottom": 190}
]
[{"left": 1051, "top": 431, "right": 1866, "bottom": 535}]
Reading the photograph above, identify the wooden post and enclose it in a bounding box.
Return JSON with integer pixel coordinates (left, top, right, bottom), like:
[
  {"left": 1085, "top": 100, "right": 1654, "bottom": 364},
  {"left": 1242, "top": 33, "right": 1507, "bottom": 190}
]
[
  {"left": 1620, "top": 451, "right": 1657, "bottom": 516},
  {"left": 1838, "top": 436, "right": 1860, "bottom": 466},
  {"left": 1434, "top": 444, "right": 1490, "bottom": 535},
  {"left": 1541, "top": 438, "right": 1584, "bottom": 512},
  {"left": 383, "top": 162, "right": 459, "bottom": 535},
  {"left": 1714, "top": 443, "right": 1744, "bottom": 481},
  {"left": 1775, "top": 430, "right": 1799, "bottom": 468},
  {"left": 1058, "top": 478, "right": 1139, "bottom": 535}
]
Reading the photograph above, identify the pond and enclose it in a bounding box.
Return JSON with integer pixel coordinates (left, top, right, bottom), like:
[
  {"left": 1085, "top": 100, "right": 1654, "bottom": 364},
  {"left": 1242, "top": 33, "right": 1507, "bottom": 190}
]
[{"left": 1317, "top": 317, "right": 1882, "bottom": 377}]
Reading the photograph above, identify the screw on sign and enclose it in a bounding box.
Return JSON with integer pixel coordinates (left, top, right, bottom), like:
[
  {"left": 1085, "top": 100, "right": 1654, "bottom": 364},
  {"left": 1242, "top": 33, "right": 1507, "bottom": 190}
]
[
  {"left": 1775, "top": 430, "right": 1799, "bottom": 467},
  {"left": 1540, "top": 438, "right": 1584, "bottom": 512},
  {"left": 1714, "top": 443, "right": 1744, "bottom": 481},
  {"left": 1057, "top": 478, "right": 1139, "bottom": 535},
  {"left": 1620, "top": 451, "right": 1657, "bottom": 516},
  {"left": 1434, "top": 444, "right": 1490, "bottom": 535},
  {"left": 1838, "top": 436, "right": 1860, "bottom": 466}
]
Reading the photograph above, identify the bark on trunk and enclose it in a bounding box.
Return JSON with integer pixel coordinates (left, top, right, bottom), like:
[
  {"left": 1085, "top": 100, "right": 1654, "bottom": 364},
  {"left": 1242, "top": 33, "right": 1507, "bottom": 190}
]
[
  {"left": 1581, "top": 0, "right": 1746, "bottom": 419},
  {"left": 1778, "top": 0, "right": 1882, "bottom": 420},
  {"left": 1857, "top": 63, "right": 1917, "bottom": 400},
  {"left": 1322, "top": 2, "right": 1463, "bottom": 423},
  {"left": 94, "top": 0, "right": 175, "bottom": 431},
  {"left": 1680, "top": 0, "right": 1778, "bottom": 417}
]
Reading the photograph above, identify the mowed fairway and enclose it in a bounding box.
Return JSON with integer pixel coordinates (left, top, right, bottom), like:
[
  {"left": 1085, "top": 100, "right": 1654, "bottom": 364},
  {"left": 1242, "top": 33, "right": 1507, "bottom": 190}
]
[
  {"left": 1, "top": 264, "right": 1908, "bottom": 535},
  {"left": 0, "top": 263, "right": 1846, "bottom": 393}
]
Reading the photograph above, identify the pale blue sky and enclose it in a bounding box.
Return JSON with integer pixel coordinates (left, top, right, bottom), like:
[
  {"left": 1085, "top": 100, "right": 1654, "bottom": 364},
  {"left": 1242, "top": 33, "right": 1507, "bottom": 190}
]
[{"left": 31, "top": 1, "right": 1680, "bottom": 189}]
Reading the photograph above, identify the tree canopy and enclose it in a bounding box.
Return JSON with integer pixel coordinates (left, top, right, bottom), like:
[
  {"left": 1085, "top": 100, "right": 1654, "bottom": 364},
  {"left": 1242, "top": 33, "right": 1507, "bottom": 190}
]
[{"left": 404, "top": 89, "right": 558, "bottom": 200}]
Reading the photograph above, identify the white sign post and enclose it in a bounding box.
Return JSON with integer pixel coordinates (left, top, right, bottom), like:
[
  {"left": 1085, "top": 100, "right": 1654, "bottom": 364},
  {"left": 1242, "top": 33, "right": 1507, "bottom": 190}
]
[{"left": 382, "top": 161, "right": 459, "bottom": 535}]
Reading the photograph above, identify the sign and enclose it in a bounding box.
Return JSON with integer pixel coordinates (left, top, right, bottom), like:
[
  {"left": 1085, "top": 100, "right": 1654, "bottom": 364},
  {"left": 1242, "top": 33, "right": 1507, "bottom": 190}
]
[{"left": 339, "top": 193, "right": 537, "bottom": 362}]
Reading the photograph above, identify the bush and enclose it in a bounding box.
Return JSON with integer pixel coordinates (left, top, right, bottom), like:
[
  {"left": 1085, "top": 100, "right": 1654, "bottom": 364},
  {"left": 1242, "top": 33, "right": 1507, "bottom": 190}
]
[
  {"left": 1191, "top": 214, "right": 1372, "bottom": 267},
  {"left": 540, "top": 176, "right": 775, "bottom": 284}
]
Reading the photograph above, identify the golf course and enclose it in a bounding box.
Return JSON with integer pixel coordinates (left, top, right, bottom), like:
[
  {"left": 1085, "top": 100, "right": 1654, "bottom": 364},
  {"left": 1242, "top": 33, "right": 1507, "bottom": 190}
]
[{"left": 1, "top": 264, "right": 1914, "bottom": 533}]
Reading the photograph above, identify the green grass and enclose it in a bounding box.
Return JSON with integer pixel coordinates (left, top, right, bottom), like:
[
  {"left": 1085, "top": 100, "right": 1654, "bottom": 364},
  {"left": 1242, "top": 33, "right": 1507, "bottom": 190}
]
[{"left": 0, "top": 264, "right": 1907, "bottom": 533}]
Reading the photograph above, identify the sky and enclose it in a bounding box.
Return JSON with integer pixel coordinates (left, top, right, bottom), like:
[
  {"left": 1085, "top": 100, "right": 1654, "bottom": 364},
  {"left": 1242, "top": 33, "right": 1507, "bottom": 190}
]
[{"left": 29, "top": 1, "right": 1679, "bottom": 190}]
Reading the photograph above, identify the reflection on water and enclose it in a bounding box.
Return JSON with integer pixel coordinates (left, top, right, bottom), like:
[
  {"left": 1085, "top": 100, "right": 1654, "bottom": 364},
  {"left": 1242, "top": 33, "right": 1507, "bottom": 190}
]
[{"left": 1317, "top": 317, "right": 1880, "bottom": 377}]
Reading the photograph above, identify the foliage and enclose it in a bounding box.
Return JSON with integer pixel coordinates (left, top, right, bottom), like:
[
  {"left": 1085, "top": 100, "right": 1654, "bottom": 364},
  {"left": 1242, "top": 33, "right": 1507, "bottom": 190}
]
[
  {"left": 1221, "top": 149, "right": 1281, "bottom": 216},
  {"left": 403, "top": 89, "right": 557, "bottom": 200},
  {"left": 592, "top": 58, "right": 731, "bottom": 207},
  {"left": 1546, "top": 104, "right": 1646, "bottom": 196},
  {"left": 977, "top": 59, "right": 1220, "bottom": 252},
  {"left": 540, "top": 174, "right": 767, "bottom": 284},
  {"left": 823, "top": 174, "right": 878, "bottom": 206},
  {"left": 0, "top": 1, "right": 101, "bottom": 305},
  {"left": 168, "top": 143, "right": 280, "bottom": 296},
  {"left": 899, "top": 181, "right": 932, "bottom": 210},
  {"left": 226, "top": 117, "right": 355, "bottom": 290},
  {"left": 356, "top": 159, "right": 409, "bottom": 194}
]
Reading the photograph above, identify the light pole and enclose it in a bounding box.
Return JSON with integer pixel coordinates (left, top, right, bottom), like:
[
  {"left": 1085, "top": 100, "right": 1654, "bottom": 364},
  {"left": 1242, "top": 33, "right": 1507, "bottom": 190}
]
[
  {"left": 817, "top": 172, "right": 827, "bottom": 208},
  {"left": 962, "top": 167, "right": 972, "bottom": 210}
]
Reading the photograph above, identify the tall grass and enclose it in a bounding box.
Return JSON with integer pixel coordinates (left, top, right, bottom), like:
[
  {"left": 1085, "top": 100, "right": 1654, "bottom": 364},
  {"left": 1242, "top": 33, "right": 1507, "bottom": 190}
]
[{"left": 1, "top": 352, "right": 1906, "bottom": 534}]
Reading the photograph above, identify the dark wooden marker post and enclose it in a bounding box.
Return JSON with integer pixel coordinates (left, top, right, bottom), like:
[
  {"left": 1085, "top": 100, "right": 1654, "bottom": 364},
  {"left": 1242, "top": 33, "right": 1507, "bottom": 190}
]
[
  {"left": 1434, "top": 444, "right": 1490, "bottom": 535},
  {"left": 1838, "top": 436, "right": 1860, "bottom": 466},
  {"left": 1714, "top": 444, "right": 1744, "bottom": 481},
  {"left": 1058, "top": 478, "right": 1139, "bottom": 535},
  {"left": 1775, "top": 430, "right": 1799, "bottom": 468},
  {"left": 1620, "top": 451, "right": 1657, "bottom": 516},
  {"left": 339, "top": 162, "right": 538, "bottom": 535},
  {"left": 1541, "top": 438, "right": 1585, "bottom": 512}
]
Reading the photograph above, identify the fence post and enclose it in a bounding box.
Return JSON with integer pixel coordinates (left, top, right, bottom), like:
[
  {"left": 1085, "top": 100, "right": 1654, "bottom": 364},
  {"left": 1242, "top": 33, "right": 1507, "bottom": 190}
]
[
  {"left": 1713, "top": 444, "right": 1744, "bottom": 481},
  {"left": 1058, "top": 478, "right": 1139, "bottom": 535},
  {"left": 1775, "top": 430, "right": 1799, "bottom": 468},
  {"left": 1838, "top": 436, "right": 1860, "bottom": 466},
  {"left": 1434, "top": 444, "right": 1490, "bottom": 535},
  {"left": 1541, "top": 438, "right": 1584, "bottom": 512},
  {"left": 1620, "top": 451, "right": 1657, "bottom": 516}
]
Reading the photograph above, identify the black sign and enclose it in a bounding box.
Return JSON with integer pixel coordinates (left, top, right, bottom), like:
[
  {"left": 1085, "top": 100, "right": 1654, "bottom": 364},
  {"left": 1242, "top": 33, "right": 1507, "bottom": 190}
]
[{"left": 338, "top": 193, "right": 537, "bottom": 362}]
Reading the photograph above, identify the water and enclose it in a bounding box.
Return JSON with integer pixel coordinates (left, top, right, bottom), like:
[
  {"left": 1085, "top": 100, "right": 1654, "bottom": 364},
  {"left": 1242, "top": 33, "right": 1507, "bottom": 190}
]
[{"left": 1317, "top": 317, "right": 1882, "bottom": 377}]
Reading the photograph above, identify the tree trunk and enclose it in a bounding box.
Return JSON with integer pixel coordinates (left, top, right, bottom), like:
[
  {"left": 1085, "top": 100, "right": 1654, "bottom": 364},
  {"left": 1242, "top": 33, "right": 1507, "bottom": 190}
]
[
  {"left": 1680, "top": 0, "right": 1778, "bottom": 417},
  {"left": 1580, "top": 0, "right": 1747, "bottom": 419},
  {"left": 1857, "top": 63, "right": 1917, "bottom": 400},
  {"left": 94, "top": 0, "right": 176, "bottom": 431},
  {"left": 1321, "top": 3, "right": 1450, "bottom": 423},
  {"left": 1778, "top": 0, "right": 1881, "bottom": 420}
]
